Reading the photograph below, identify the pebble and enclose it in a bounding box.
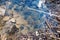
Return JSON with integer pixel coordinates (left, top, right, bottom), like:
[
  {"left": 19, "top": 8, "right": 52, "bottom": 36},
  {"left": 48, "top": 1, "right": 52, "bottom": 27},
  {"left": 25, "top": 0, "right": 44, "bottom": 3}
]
[
  {"left": 3, "top": 16, "right": 10, "bottom": 21},
  {"left": 27, "top": 38, "right": 30, "bottom": 40},
  {"left": 36, "top": 31, "right": 39, "bottom": 36},
  {"left": 1, "top": 34, "right": 7, "bottom": 40},
  {"left": 16, "top": 24, "right": 20, "bottom": 28},
  {"left": 57, "top": 31, "right": 60, "bottom": 33},
  {"left": 0, "top": 7, "right": 6, "bottom": 16},
  {"left": 9, "top": 18, "right": 15, "bottom": 23},
  {"left": 6, "top": 2, "right": 11, "bottom": 5}
]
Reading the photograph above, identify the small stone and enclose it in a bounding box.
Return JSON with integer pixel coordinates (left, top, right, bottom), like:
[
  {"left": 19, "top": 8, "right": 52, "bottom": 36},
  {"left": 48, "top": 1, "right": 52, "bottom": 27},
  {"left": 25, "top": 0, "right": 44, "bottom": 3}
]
[
  {"left": 0, "top": 7, "right": 6, "bottom": 16},
  {"left": 27, "top": 38, "right": 31, "bottom": 40},
  {"left": 36, "top": 31, "right": 39, "bottom": 36},
  {"left": 3, "top": 16, "right": 10, "bottom": 21},
  {"left": 6, "top": 2, "right": 11, "bottom": 5},
  {"left": 57, "top": 31, "right": 60, "bottom": 33},
  {"left": 16, "top": 24, "right": 20, "bottom": 28},
  {"left": 1, "top": 34, "right": 7, "bottom": 40},
  {"left": 9, "top": 18, "right": 15, "bottom": 23}
]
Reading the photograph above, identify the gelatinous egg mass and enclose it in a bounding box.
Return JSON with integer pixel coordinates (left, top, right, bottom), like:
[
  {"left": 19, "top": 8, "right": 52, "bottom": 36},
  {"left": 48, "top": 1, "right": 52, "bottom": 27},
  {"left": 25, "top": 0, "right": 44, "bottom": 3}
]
[{"left": 0, "top": 0, "right": 60, "bottom": 40}]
